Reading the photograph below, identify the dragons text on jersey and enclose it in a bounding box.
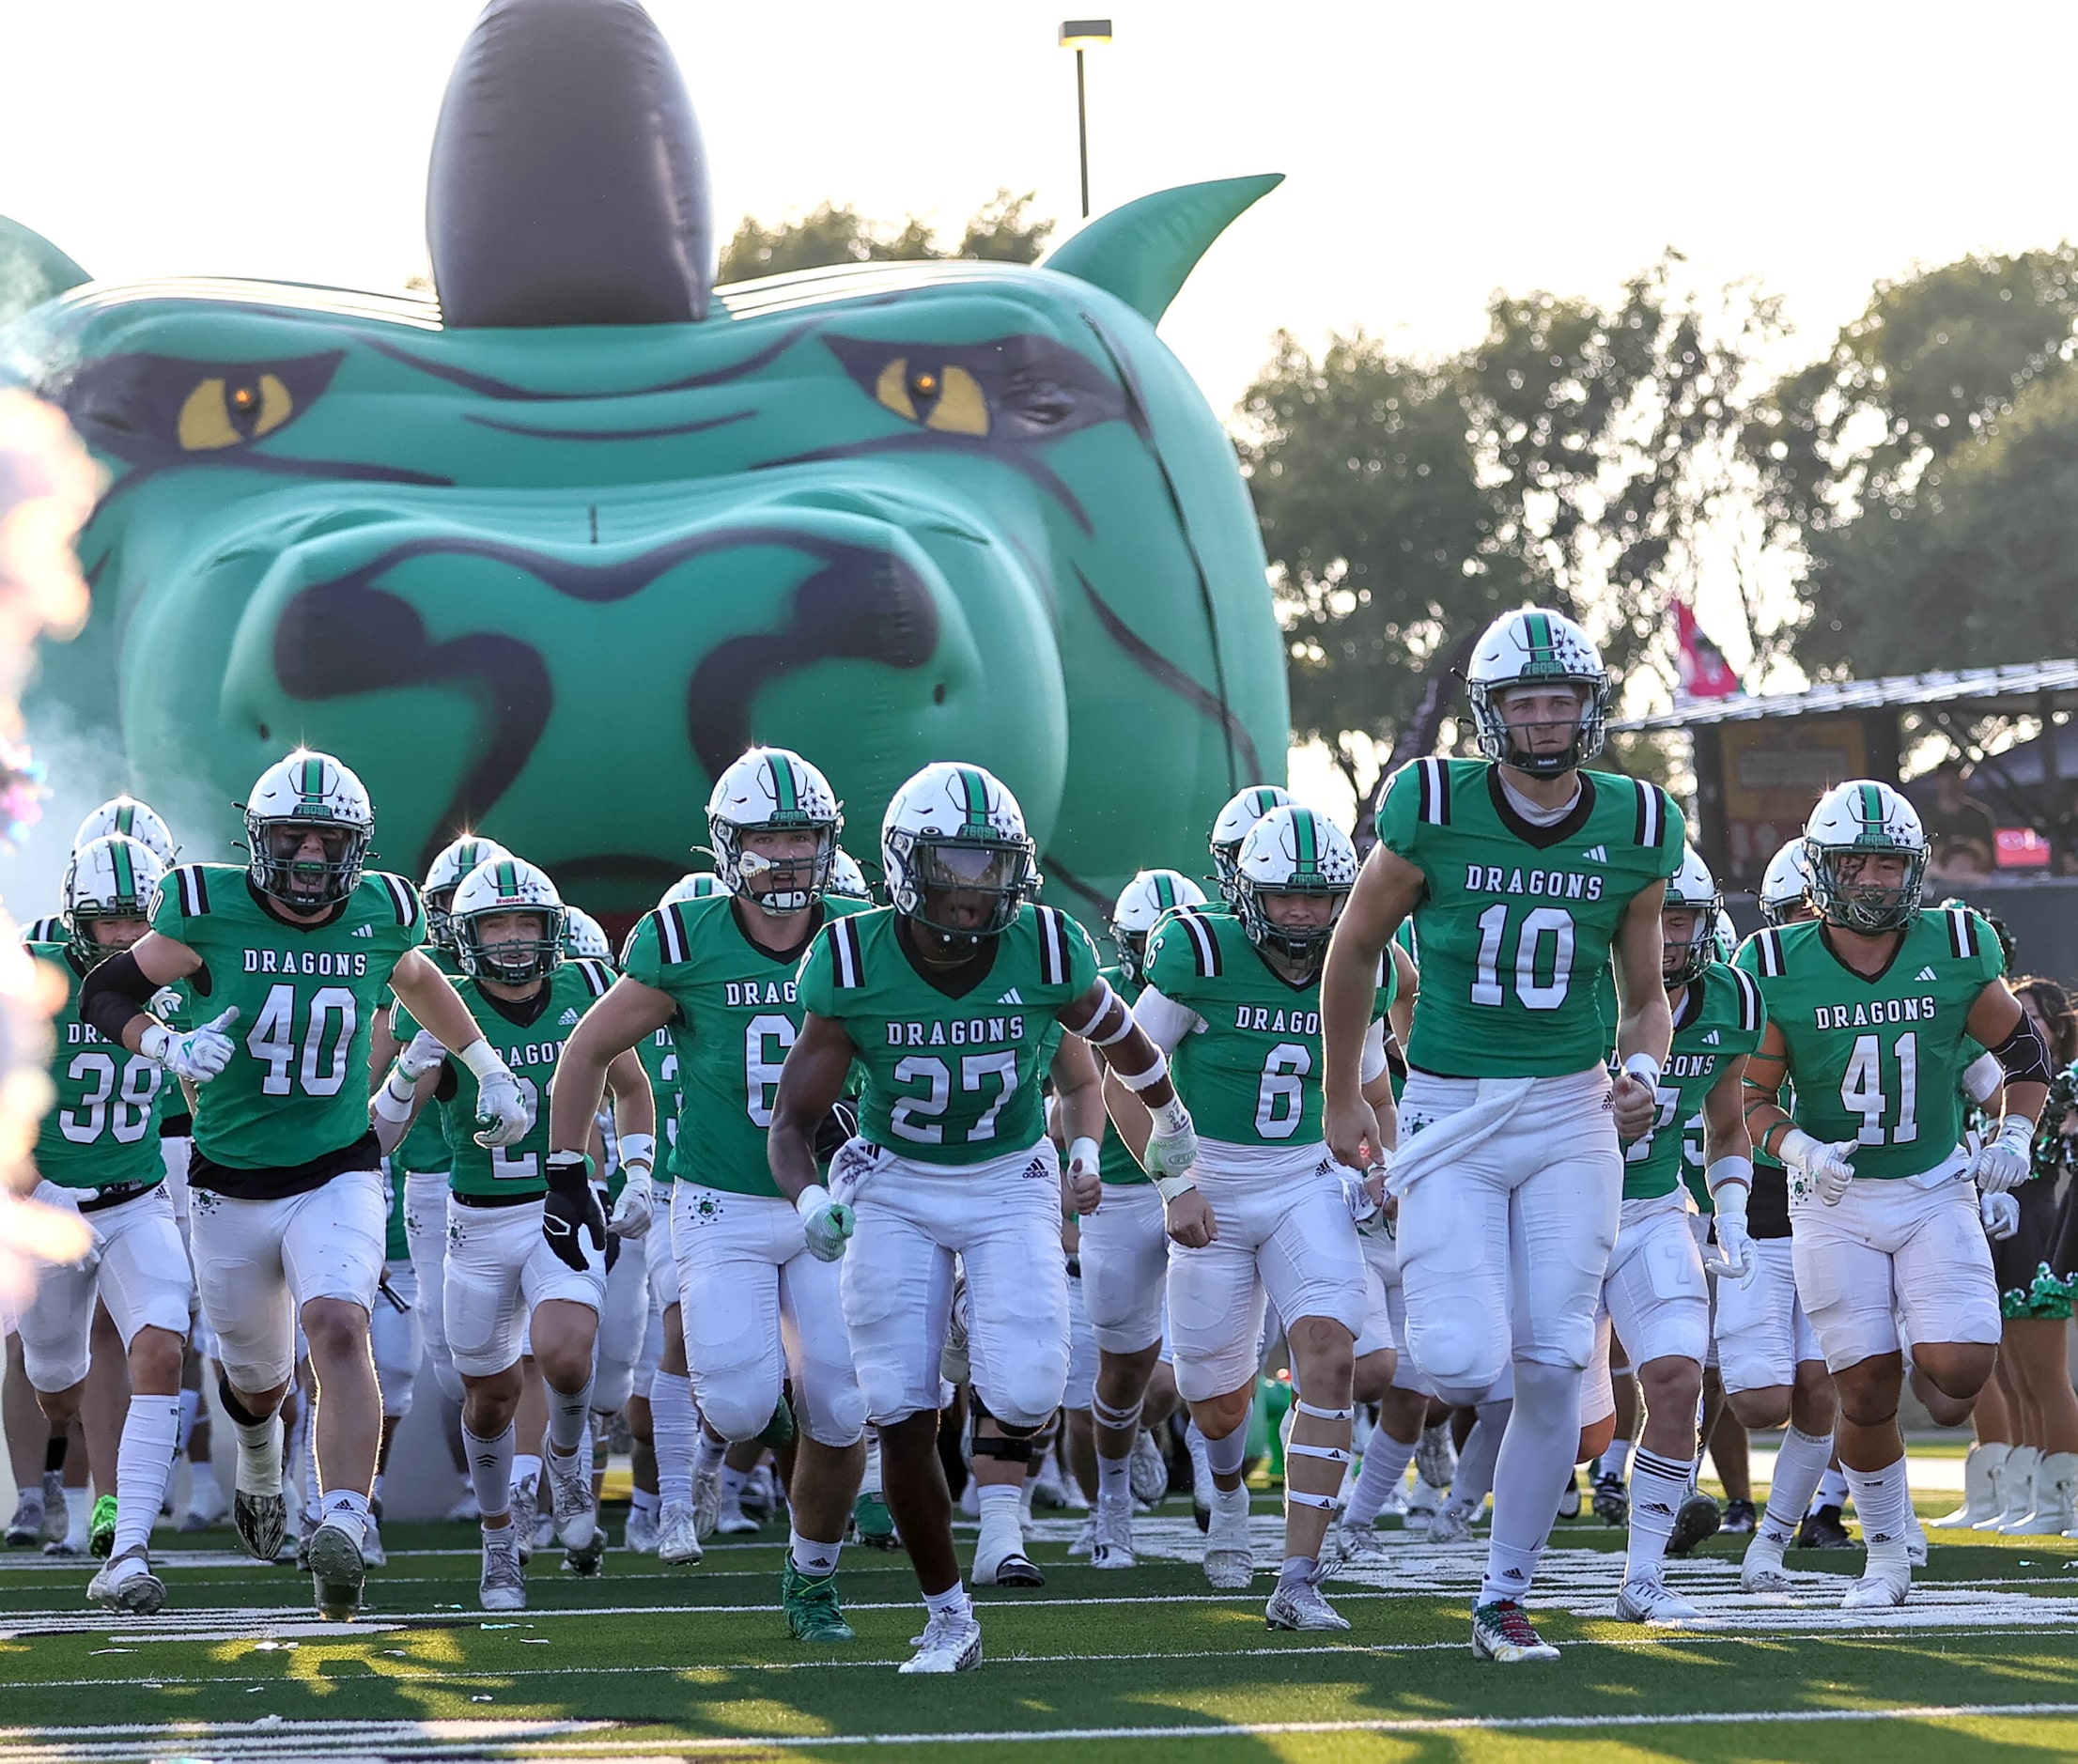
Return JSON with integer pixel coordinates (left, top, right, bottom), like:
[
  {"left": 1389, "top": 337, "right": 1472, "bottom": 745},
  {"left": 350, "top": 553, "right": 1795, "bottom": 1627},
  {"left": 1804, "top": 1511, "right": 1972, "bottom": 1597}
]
[{"left": 29, "top": 943, "right": 174, "bottom": 1194}]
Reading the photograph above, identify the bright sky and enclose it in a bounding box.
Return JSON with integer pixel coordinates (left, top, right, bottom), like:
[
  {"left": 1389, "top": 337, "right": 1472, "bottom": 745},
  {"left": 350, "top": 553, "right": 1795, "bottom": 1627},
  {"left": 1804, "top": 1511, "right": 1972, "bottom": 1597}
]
[{"left": 4, "top": 0, "right": 2077, "bottom": 824}]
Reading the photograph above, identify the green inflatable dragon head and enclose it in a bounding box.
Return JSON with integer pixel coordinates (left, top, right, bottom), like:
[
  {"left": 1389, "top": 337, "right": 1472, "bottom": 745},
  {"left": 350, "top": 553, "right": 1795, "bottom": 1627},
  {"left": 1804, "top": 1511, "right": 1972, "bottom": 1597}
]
[{"left": 0, "top": 0, "right": 1286, "bottom": 921}]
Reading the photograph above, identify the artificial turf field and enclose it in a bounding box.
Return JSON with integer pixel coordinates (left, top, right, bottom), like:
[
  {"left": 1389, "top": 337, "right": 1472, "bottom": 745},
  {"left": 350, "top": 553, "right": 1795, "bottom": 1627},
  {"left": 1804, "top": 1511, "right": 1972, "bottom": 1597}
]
[{"left": 3, "top": 1477, "right": 2077, "bottom": 1763}]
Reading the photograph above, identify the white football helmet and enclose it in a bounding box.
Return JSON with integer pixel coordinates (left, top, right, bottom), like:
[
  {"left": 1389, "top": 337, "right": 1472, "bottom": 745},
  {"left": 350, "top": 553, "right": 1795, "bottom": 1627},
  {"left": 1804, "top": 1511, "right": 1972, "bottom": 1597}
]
[
  {"left": 1233, "top": 805, "right": 1357, "bottom": 969},
  {"left": 72, "top": 797, "right": 176, "bottom": 867},
  {"left": 452, "top": 857, "right": 566, "bottom": 985},
  {"left": 563, "top": 905, "right": 613, "bottom": 965},
  {"left": 827, "top": 849, "right": 874, "bottom": 902},
  {"left": 1109, "top": 868, "right": 1207, "bottom": 985},
  {"left": 1465, "top": 607, "right": 1610, "bottom": 777},
  {"left": 1804, "top": 781, "right": 1927, "bottom": 934},
  {"left": 422, "top": 834, "right": 512, "bottom": 951},
  {"left": 1208, "top": 784, "right": 1295, "bottom": 904},
  {"left": 61, "top": 834, "right": 166, "bottom": 968},
  {"left": 243, "top": 750, "right": 374, "bottom": 907},
  {"left": 661, "top": 871, "right": 724, "bottom": 906},
  {"left": 881, "top": 762, "right": 1038, "bottom": 943},
  {"left": 1757, "top": 838, "right": 1815, "bottom": 928},
  {"left": 1713, "top": 920, "right": 1738, "bottom": 963},
  {"left": 706, "top": 747, "right": 844, "bottom": 915},
  {"left": 1662, "top": 848, "right": 1723, "bottom": 986}
]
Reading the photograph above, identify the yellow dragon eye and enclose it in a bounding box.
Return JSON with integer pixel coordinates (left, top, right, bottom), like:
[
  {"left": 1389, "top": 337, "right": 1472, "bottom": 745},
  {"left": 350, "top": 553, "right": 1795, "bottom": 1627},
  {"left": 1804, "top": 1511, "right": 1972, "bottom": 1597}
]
[
  {"left": 870, "top": 358, "right": 988, "bottom": 438},
  {"left": 178, "top": 372, "right": 295, "bottom": 451}
]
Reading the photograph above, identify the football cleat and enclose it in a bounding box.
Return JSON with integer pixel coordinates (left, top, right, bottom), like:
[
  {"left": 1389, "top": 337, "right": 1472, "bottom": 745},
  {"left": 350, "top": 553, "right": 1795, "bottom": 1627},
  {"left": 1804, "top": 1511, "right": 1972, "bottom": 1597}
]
[
  {"left": 657, "top": 1502, "right": 703, "bottom": 1567},
  {"left": 1403, "top": 1475, "right": 1446, "bottom": 1520},
  {"left": 1556, "top": 1471, "right": 1582, "bottom": 1521},
  {"left": 543, "top": 1447, "right": 598, "bottom": 1553},
  {"left": 973, "top": 1530, "right": 1046, "bottom": 1588},
  {"left": 443, "top": 1490, "right": 484, "bottom": 1524},
  {"left": 1795, "top": 1504, "right": 1853, "bottom": 1551},
  {"left": 179, "top": 1474, "right": 229, "bottom": 1532},
  {"left": 715, "top": 1499, "right": 760, "bottom": 1538},
  {"left": 692, "top": 1468, "right": 724, "bottom": 1540},
  {"left": 1740, "top": 1536, "right": 1794, "bottom": 1594},
  {"left": 625, "top": 1502, "right": 659, "bottom": 1554},
  {"left": 1129, "top": 1427, "right": 1171, "bottom": 1507},
  {"left": 1428, "top": 1504, "right": 1476, "bottom": 1544},
  {"left": 305, "top": 1521, "right": 367, "bottom": 1621},
  {"left": 899, "top": 1605, "right": 983, "bottom": 1674},
  {"left": 1841, "top": 1560, "right": 1911, "bottom": 1609},
  {"left": 1415, "top": 1423, "right": 1458, "bottom": 1494},
  {"left": 232, "top": 1490, "right": 287, "bottom": 1565},
  {"left": 1089, "top": 1507, "right": 1136, "bottom": 1571},
  {"left": 479, "top": 1524, "right": 526, "bottom": 1612},
  {"left": 1069, "top": 1519, "right": 1096, "bottom": 1559},
  {"left": 783, "top": 1560, "right": 855, "bottom": 1642},
  {"left": 1326, "top": 1520, "right": 1391, "bottom": 1571},
  {"left": 87, "top": 1549, "right": 166, "bottom": 1617},
  {"left": 1203, "top": 1489, "right": 1254, "bottom": 1590},
  {"left": 1616, "top": 1572, "right": 1701, "bottom": 1624},
  {"left": 1471, "top": 1599, "right": 1560, "bottom": 1663},
  {"left": 1719, "top": 1498, "right": 1757, "bottom": 1536},
  {"left": 851, "top": 1491, "right": 897, "bottom": 1550},
  {"left": 509, "top": 1478, "right": 539, "bottom": 1565},
  {"left": 1667, "top": 1493, "right": 1723, "bottom": 1557},
  {"left": 40, "top": 1472, "right": 66, "bottom": 1542},
  {"left": 5, "top": 1493, "right": 43, "bottom": 1548},
  {"left": 360, "top": 1515, "right": 387, "bottom": 1569},
  {"left": 1265, "top": 1577, "right": 1351, "bottom": 1632},
  {"left": 87, "top": 1495, "right": 117, "bottom": 1560},
  {"left": 1591, "top": 1470, "right": 1629, "bottom": 1526}
]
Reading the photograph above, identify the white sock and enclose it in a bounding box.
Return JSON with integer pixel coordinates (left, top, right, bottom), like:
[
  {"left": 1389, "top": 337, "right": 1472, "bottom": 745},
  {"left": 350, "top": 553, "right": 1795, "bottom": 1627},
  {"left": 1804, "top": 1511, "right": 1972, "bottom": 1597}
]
[
  {"left": 231, "top": 1415, "right": 281, "bottom": 1498},
  {"left": 1811, "top": 1466, "right": 1849, "bottom": 1512},
  {"left": 694, "top": 1431, "right": 728, "bottom": 1481},
  {"left": 1760, "top": 1426, "right": 1834, "bottom": 1547},
  {"left": 1603, "top": 1436, "right": 1636, "bottom": 1482},
  {"left": 1842, "top": 1457, "right": 1912, "bottom": 1562},
  {"left": 175, "top": 1389, "right": 200, "bottom": 1457},
  {"left": 513, "top": 1453, "right": 542, "bottom": 1499},
  {"left": 1347, "top": 1428, "right": 1419, "bottom": 1527},
  {"left": 115, "top": 1396, "right": 181, "bottom": 1563},
  {"left": 977, "top": 1481, "right": 1023, "bottom": 1549},
  {"left": 650, "top": 1371, "right": 697, "bottom": 1509},
  {"left": 1452, "top": 1400, "right": 1511, "bottom": 1512},
  {"left": 547, "top": 1378, "right": 594, "bottom": 1457},
  {"left": 1476, "top": 1361, "right": 1578, "bottom": 1609},
  {"left": 62, "top": 1485, "right": 92, "bottom": 1549},
  {"left": 922, "top": 1580, "right": 970, "bottom": 1620},
  {"left": 1095, "top": 1446, "right": 1133, "bottom": 1517},
  {"left": 371, "top": 1472, "right": 386, "bottom": 1511},
  {"left": 1624, "top": 1447, "right": 1691, "bottom": 1579},
  {"left": 466, "top": 1422, "right": 516, "bottom": 1521},
  {"left": 862, "top": 1431, "right": 883, "bottom": 1497},
  {"left": 319, "top": 1488, "right": 370, "bottom": 1545},
  {"left": 721, "top": 1464, "right": 750, "bottom": 1507},
  {"left": 630, "top": 1487, "right": 659, "bottom": 1521},
  {"left": 1202, "top": 1419, "right": 1248, "bottom": 1479},
  {"left": 790, "top": 1527, "right": 843, "bottom": 1577},
  {"left": 300, "top": 1400, "right": 321, "bottom": 1525}
]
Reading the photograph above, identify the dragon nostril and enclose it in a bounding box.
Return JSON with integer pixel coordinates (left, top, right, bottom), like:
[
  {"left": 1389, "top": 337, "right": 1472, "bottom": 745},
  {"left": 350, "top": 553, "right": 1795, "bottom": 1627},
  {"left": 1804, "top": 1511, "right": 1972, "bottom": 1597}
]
[
  {"left": 257, "top": 723, "right": 270, "bottom": 741},
  {"left": 934, "top": 683, "right": 947, "bottom": 705}
]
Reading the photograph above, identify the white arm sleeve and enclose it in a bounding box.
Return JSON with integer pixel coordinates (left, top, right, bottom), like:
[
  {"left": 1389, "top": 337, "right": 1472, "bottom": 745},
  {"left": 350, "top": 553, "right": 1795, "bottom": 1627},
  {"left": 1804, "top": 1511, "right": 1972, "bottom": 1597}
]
[
  {"left": 1963, "top": 1049, "right": 2004, "bottom": 1106},
  {"left": 1131, "top": 986, "right": 1206, "bottom": 1056},
  {"left": 1359, "top": 1017, "right": 1389, "bottom": 1087}
]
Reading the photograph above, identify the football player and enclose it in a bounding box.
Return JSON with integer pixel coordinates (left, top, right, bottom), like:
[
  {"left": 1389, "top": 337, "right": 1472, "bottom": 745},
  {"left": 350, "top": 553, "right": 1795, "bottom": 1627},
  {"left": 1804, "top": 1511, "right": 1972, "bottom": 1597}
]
[
  {"left": 78, "top": 750, "right": 533, "bottom": 1620},
  {"left": 1736, "top": 781, "right": 2049, "bottom": 1606},
  {"left": 768, "top": 762, "right": 1202, "bottom": 1674},
  {"left": 377, "top": 857, "right": 653, "bottom": 1609},
  {"left": 1207, "top": 785, "right": 1295, "bottom": 905},
  {"left": 1321, "top": 608, "right": 1681, "bottom": 1664},
  {"left": 1112, "top": 806, "right": 1398, "bottom": 1631},
  {"left": 551, "top": 750, "right": 870, "bottom": 1641},
  {"left": 1604, "top": 849, "right": 1765, "bottom": 1620},
  {"left": 19, "top": 836, "right": 192, "bottom": 1614}
]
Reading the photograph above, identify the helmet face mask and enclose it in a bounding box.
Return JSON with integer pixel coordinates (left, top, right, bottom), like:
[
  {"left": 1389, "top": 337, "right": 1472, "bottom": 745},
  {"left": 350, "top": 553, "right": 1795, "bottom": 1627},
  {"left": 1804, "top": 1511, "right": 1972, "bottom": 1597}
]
[
  {"left": 1758, "top": 838, "right": 1815, "bottom": 929},
  {"left": 453, "top": 859, "right": 566, "bottom": 986},
  {"left": 562, "top": 906, "right": 612, "bottom": 965},
  {"left": 1805, "top": 781, "right": 1927, "bottom": 935},
  {"left": 244, "top": 751, "right": 373, "bottom": 910},
  {"left": 896, "top": 836, "right": 1031, "bottom": 939},
  {"left": 1465, "top": 609, "right": 1610, "bottom": 779},
  {"left": 1661, "top": 850, "right": 1722, "bottom": 987},
  {"left": 881, "top": 764, "right": 1038, "bottom": 949},
  {"left": 1232, "top": 806, "right": 1357, "bottom": 974},
  {"left": 1109, "top": 868, "right": 1207, "bottom": 985},
  {"left": 63, "top": 835, "right": 165, "bottom": 970},
  {"left": 423, "top": 836, "right": 510, "bottom": 952},
  {"left": 1208, "top": 785, "right": 1295, "bottom": 905},
  {"left": 707, "top": 749, "right": 844, "bottom": 917}
]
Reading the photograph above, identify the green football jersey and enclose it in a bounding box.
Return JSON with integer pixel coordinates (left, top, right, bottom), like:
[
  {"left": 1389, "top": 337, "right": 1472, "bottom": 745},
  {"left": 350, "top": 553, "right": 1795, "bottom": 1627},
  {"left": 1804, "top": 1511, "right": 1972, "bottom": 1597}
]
[
  {"left": 622, "top": 893, "right": 868, "bottom": 1199},
  {"left": 150, "top": 864, "right": 426, "bottom": 1187},
  {"left": 633, "top": 1026, "right": 681, "bottom": 1184},
  {"left": 28, "top": 943, "right": 171, "bottom": 1192},
  {"left": 1141, "top": 909, "right": 1395, "bottom": 1149},
  {"left": 385, "top": 946, "right": 462, "bottom": 1178},
  {"left": 384, "top": 1163, "right": 409, "bottom": 1261},
  {"left": 396, "top": 958, "right": 614, "bottom": 1199},
  {"left": 1621, "top": 962, "right": 1765, "bottom": 1201},
  {"left": 1374, "top": 758, "right": 1684, "bottom": 1078},
  {"left": 797, "top": 903, "right": 1102, "bottom": 1168},
  {"left": 1096, "top": 963, "right": 1147, "bottom": 1187},
  {"left": 1735, "top": 905, "right": 2003, "bottom": 1183}
]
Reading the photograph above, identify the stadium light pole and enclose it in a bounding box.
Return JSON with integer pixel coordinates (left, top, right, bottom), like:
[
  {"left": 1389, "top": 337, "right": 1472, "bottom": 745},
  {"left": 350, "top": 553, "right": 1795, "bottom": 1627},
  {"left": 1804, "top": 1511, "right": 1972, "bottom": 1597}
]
[{"left": 1059, "top": 20, "right": 1112, "bottom": 219}]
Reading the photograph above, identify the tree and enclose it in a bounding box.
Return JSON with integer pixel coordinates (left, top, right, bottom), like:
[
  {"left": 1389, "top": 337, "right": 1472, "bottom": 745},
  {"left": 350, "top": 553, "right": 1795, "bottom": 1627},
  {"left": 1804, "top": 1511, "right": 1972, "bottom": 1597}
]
[
  {"left": 1745, "top": 246, "right": 2078, "bottom": 677},
  {"left": 1240, "top": 255, "right": 1778, "bottom": 809},
  {"left": 718, "top": 189, "right": 1054, "bottom": 284}
]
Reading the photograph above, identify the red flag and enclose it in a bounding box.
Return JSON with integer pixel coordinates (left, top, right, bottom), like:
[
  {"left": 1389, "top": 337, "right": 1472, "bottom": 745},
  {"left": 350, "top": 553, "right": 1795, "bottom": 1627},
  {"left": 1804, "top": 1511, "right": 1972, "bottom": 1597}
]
[{"left": 1674, "top": 600, "right": 1742, "bottom": 700}]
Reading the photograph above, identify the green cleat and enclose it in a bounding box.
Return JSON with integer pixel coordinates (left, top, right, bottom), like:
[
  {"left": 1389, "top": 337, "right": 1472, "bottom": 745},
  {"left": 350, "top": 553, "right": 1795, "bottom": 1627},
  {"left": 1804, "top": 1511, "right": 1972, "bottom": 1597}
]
[
  {"left": 852, "top": 1491, "right": 898, "bottom": 1549},
  {"left": 759, "top": 1396, "right": 798, "bottom": 1449},
  {"left": 87, "top": 1495, "right": 117, "bottom": 1560},
  {"left": 782, "top": 1560, "right": 855, "bottom": 1642}
]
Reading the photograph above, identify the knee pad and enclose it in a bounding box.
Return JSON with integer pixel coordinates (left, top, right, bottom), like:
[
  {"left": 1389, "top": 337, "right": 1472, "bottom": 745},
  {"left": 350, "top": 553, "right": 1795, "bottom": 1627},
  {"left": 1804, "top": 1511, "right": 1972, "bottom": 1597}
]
[
  {"left": 969, "top": 1394, "right": 1047, "bottom": 1461},
  {"left": 1406, "top": 1292, "right": 1508, "bottom": 1397}
]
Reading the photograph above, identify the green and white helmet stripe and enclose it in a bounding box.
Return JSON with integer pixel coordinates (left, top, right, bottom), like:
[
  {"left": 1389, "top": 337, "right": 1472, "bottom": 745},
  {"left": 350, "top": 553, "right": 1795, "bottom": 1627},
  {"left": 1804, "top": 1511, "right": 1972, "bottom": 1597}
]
[
  {"left": 1464, "top": 605, "right": 1611, "bottom": 776},
  {"left": 1231, "top": 804, "right": 1356, "bottom": 966},
  {"left": 706, "top": 746, "right": 844, "bottom": 913},
  {"left": 61, "top": 834, "right": 168, "bottom": 967},
  {"left": 451, "top": 855, "right": 566, "bottom": 983},
  {"left": 1804, "top": 779, "right": 1927, "bottom": 933},
  {"left": 72, "top": 796, "right": 177, "bottom": 865}
]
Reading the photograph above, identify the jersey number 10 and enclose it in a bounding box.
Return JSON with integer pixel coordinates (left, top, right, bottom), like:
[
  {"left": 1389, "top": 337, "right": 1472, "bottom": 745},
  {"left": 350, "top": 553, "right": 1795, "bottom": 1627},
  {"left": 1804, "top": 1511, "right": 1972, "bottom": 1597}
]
[{"left": 1471, "top": 905, "right": 1575, "bottom": 1011}]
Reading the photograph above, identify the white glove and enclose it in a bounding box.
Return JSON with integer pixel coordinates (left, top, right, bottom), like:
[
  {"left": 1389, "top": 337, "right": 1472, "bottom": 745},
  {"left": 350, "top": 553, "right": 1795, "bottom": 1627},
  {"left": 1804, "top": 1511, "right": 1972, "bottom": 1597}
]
[
  {"left": 1778, "top": 1127, "right": 1856, "bottom": 1206},
  {"left": 397, "top": 1029, "right": 448, "bottom": 1083},
  {"left": 1979, "top": 1190, "right": 2021, "bottom": 1242},
  {"left": 470, "top": 1064, "right": 532, "bottom": 1149},
  {"left": 608, "top": 1170, "right": 654, "bottom": 1239},
  {"left": 1062, "top": 1135, "right": 1102, "bottom": 1213},
  {"left": 796, "top": 1184, "right": 855, "bottom": 1262},
  {"left": 1141, "top": 1096, "right": 1199, "bottom": 1185},
  {"left": 1969, "top": 1117, "right": 2034, "bottom": 1195},
  {"left": 1702, "top": 1159, "right": 1756, "bottom": 1282},
  {"left": 140, "top": 1008, "right": 240, "bottom": 1085}
]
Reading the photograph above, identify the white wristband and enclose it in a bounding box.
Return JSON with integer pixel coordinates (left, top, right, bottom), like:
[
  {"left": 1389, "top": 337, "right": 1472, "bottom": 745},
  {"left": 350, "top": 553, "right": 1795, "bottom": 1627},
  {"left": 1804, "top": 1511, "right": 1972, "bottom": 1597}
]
[
  {"left": 138, "top": 1023, "right": 173, "bottom": 1064},
  {"left": 1066, "top": 1136, "right": 1102, "bottom": 1173},
  {"left": 1621, "top": 1052, "right": 1664, "bottom": 1091},
  {"left": 1148, "top": 1096, "right": 1191, "bottom": 1138},
  {"left": 795, "top": 1185, "right": 834, "bottom": 1224},
  {"left": 372, "top": 1070, "right": 418, "bottom": 1125},
  {"left": 457, "top": 1037, "right": 506, "bottom": 1082},
  {"left": 1775, "top": 1126, "right": 1819, "bottom": 1172},
  {"left": 1155, "top": 1172, "right": 1198, "bottom": 1202},
  {"left": 1996, "top": 1115, "right": 2036, "bottom": 1153},
  {"left": 618, "top": 1133, "right": 657, "bottom": 1172},
  {"left": 1706, "top": 1156, "right": 1752, "bottom": 1215},
  {"left": 1114, "top": 1049, "right": 1170, "bottom": 1093}
]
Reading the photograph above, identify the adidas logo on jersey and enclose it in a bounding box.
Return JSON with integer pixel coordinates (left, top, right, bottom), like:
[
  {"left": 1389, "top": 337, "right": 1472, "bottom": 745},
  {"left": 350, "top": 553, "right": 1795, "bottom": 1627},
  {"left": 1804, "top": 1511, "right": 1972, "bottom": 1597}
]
[
  {"left": 352, "top": 923, "right": 375, "bottom": 937},
  {"left": 1582, "top": 845, "right": 1607, "bottom": 862},
  {"left": 559, "top": 1007, "right": 582, "bottom": 1026},
  {"left": 1915, "top": 966, "right": 1939, "bottom": 982},
  {"left": 1701, "top": 1030, "right": 1720, "bottom": 1045},
  {"left": 999, "top": 988, "right": 1024, "bottom": 1005}
]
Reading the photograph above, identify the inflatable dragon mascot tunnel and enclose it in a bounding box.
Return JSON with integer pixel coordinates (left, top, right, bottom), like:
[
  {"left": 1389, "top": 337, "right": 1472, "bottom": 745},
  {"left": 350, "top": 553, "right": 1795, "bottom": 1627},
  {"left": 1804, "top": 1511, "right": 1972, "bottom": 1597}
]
[{"left": 0, "top": 0, "right": 1288, "bottom": 919}]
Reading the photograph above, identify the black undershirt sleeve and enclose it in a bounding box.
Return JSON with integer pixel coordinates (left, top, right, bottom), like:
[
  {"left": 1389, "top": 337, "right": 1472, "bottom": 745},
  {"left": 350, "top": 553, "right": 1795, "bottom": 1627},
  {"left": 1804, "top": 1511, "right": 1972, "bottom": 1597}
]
[
  {"left": 79, "top": 951, "right": 160, "bottom": 1047},
  {"left": 1989, "top": 1014, "right": 2054, "bottom": 1088}
]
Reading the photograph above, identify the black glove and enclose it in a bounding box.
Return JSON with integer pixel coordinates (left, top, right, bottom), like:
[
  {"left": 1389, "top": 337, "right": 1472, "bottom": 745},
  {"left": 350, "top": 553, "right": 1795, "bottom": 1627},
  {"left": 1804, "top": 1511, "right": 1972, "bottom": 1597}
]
[
  {"left": 543, "top": 1151, "right": 608, "bottom": 1275},
  {"left": 814, "top": 1097, "right": 861, "bottom": 1167}
]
